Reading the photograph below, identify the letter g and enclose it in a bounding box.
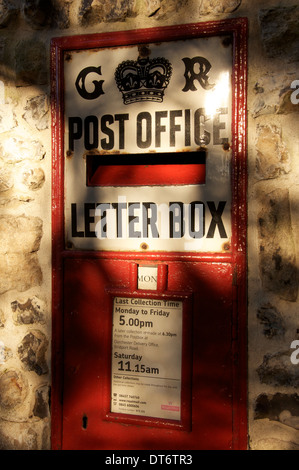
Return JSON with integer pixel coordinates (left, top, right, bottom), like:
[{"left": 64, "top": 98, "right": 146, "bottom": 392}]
[{"left": 75, "top": 66, "right": 105, "bottom": 100}]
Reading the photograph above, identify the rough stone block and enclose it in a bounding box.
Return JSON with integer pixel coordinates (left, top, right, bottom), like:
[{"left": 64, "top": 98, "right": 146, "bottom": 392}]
[
  {"left": 22, "top": 168, "right": 45, "bottom": 191},
  {"left": 252, "top": 437, "right": 299, "bottom": 451},
  {"left": 21, "top": 0, "right": 72, "bottom": 29},
  {"left": 145, "top": 0, "right": 241, "bottom": 18},
  {"left": 144, "top": 0, "right": 187, "bottom": 18},
  {"left": 145, "top": 0, "right": 160, "bottom": 16},
  {"left": 51, "top": 0, "right": 72, "bottom": 28},
  {"left": 0, "top": 0, "right": 18, "bottom": 28},
  {"left": 33, "top": 385, "right": 50, "bottom": 419},
  {"left": 18, "top": 330, "right": 48, "bottom": 376},
  {"left": 41, "top": 424, "right": 50, "bottom": 450},
  {"left": 79, "top": 0, "right": 137, "bottom": 25},
  {"left": 0, "top": 166, "right": 13, "bottom": 192},
  {"left": 0, "top": 106, "right": 17, "bottom": 134},
  {"left": 252, "top": 73, "right": 299, "bottom": 118},
  {"left": 258, "top": 189, "right": 298, "bottom": 302},
  {"left": 277, "top": 87, "right": 299, "bottom": 115},
  {"left": 257, "top": 303, "right": 285, "bottom": 339},
  {"left": 0, "top": 215, "right": 42, "bottom": 294},
  {"left": 255, "top": 393, "right": 299, "bottom": 422},
  {"left": 21, "top": 0, "right": 53, "bottom": 28},
  {"left": 0, "top": 193, "right": 34, "bottom": 206},
  {"left": 255, "top": 124, "right": 290, "bottom": 180},
  {"left": 22, "top": 95, "right": 49, "bottom": 131},
  {"left": 11, "top": 296, "right": 46, "bottom": 325},
  {"left": 259, "top": 6, "right": 299, "bottom": 62},
  {"left": 0, "top": 215, "right": 43, "bottom": 254},
  {"left": 0, "top": 253, "right": 42, "bottom": 295},
  {"left": 0, "top": 343, "right": 12, "bottom": 363},
  {"left": 257, "top": 351, "right": 299, "bottom": 387},
  {"left": 279, "top": 410, "right": 299, "bottom": 430},
  {"left": 199, "top": 0, "right": 241, "bottom": 15},
  {"left": 0, "top": 369, "right": 28, "bottom": 410},
  {"left": 0, "top": 136, "right": 46, "bottom": 163},
  {"left": 0, "top": 423, "right": 38, "bottom": 450}
]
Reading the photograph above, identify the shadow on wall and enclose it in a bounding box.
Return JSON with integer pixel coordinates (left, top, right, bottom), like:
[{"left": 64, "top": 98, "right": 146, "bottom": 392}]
[
  {"left": 257, "top": 188, "right": 298, "bottom": 303},
  {"left": 0, "top": 0, "right": 298, "bottom": 452},
  {"left": 0, "top": 0, "right": 246, "bottom": 450}
]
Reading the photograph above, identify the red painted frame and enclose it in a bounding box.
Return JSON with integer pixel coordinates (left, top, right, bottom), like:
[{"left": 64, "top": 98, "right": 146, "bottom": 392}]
[{"left": 51, "top": 18, "right": 248, "bottom": 450}]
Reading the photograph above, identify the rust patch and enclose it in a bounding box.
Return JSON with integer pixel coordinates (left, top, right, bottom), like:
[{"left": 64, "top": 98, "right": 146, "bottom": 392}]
[
  {"left": 83, "top": 149, "right": 128, "bottom": 157},
  {"left": 222, "top": 36, "right": 232, "bottom": 48},
  {"left": 70, "top": 44, "right": 139, "bottom": 55},
  {"left": 222, "top": 241, "right": 231, "bottom": 252},
  {"left": 138, "top": 45, "right": 151, "bottom": 58},
  {"left": 172, "top": 147, "right": 207, "bottom": 153},
  {"left": 196, "top": 146, "right": 207, "bottom": 153},
  {"left": 222, "top": 142, "right": 230, "bottom": 151},
  {"left": 66, "top": 150, "right": 74, "bottom": 159},
  {"left": 140, "top": 242, "right": 149, "bottom": 251}
]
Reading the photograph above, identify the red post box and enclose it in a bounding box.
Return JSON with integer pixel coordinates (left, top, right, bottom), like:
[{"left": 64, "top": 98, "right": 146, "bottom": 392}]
[{"left": 51, "top": 19, "right": 248, "bottom": 450}]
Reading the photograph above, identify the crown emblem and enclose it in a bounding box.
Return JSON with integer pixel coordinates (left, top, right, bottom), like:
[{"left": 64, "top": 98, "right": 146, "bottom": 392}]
[{"left": 115, "top": 56, "right": 172, "bottom": 105}]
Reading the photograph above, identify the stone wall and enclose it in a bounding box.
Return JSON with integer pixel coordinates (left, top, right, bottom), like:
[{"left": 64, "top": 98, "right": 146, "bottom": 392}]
[
  {"left": 0, "top": 0, "right": 298, "bottom": 450},
  {"left": 246, "top": 1, "right": 299, "bottom": 450}
]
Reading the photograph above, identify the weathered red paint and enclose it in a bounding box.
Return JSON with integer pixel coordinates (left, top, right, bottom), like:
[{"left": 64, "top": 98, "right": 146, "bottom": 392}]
[
  {"left": 51, "top": 19, "right": 248, "bottom": 450},
  {"left": 62, "top": 259, "right": 233, "bottom": 450}
]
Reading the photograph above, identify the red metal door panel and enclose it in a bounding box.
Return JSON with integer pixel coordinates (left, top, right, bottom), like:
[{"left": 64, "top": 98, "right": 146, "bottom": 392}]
[
  {"left": 51, "top": 19, "right": 248, "bottom": 451},
  {"left": 62, "top": 258, "right": 233, "bottom": 450}
]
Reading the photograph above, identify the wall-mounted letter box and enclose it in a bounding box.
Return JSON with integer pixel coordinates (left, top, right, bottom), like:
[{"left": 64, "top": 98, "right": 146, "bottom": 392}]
[{"left": 51, "top": 19, "right": 248, "bottom": 450}]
